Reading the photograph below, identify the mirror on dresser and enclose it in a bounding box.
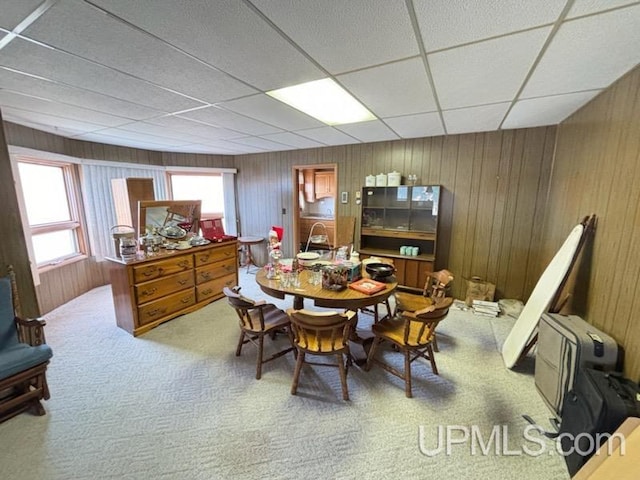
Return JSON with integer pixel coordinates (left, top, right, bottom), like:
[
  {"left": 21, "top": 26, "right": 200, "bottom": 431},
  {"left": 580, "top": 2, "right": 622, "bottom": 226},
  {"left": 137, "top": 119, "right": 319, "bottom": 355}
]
[{"left": 138, "top": 200, "right": 202, "bottom": 237}]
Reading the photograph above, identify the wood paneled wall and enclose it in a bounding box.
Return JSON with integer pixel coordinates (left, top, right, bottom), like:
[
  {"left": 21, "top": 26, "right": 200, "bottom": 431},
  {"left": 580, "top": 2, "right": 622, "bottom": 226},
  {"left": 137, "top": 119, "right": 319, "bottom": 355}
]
[
  {"left": 542, "top": 65, "right": 640, "bottom": 380},
  {"left": 234, "top": 127, "right": 557, "bottom": 300},
  {"left": 0, "top": 112, "right": 40, "bottom": 318},
  {"left": 2, "top": 122, "right": 235, "bottom": 314}
]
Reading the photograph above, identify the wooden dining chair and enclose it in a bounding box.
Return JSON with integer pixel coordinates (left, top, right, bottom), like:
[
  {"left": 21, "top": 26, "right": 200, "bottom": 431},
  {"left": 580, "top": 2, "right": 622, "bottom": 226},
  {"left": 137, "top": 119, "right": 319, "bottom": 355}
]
[
  {"left": 366, "top": 297, "right": 453, "bottom": 398},
  {"left": 394, "top": 269, "right": 454, "bottom": 350},
  {"left": 286, "top": 308, "right": 357, "bottom": 401},
  {"left": 223, "top": 286, "right": 295, "bottom": 379}
]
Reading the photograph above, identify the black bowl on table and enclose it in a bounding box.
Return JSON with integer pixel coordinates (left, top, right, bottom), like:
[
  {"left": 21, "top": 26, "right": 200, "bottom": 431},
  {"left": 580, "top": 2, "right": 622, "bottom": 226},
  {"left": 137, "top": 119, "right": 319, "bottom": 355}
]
[{"left": 365, "top": 262, "right": 395, "bottom": 281}]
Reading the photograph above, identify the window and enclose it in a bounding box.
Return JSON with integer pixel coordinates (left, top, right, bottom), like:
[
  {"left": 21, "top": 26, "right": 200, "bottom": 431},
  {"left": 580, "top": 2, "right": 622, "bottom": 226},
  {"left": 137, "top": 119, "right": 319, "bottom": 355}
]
[
  {"left": 17, "top": 159, "right": 86, "bottom": 267},
  {"left": 168, "top": 173, "right": 225, "bottom": 219}
]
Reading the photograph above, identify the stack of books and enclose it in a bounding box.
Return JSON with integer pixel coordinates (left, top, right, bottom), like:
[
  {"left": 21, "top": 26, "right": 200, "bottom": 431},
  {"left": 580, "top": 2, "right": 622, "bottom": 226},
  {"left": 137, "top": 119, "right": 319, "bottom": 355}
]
[{"left": 472, "top": 299, "right": 500, "bottom": 317}]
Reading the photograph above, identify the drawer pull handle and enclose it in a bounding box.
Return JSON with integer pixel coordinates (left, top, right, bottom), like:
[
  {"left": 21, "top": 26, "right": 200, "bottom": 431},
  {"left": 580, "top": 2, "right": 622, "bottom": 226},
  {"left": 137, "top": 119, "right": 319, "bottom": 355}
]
[
  {"left": 141, "top": 287, "right": 157, "bottom": 297},
  {"left": 147, "top": 308, "right": 167, "bottom": 318},
  {"left": 178, "top": 261, "right": 190, "bottom": 268},
  {"left": 200, "top": 255, "right": 210, "bottom": 262},
  {"left": 181, "top": 297, "right": 192, "bottom": 304},
  {"left": 143, "top": 267, "right": 158, "bottom": 277},
  {"left": 225, "top": 265, "right": 234, "bottom": 272},
  {"left": 201, "top": 288, "right": 213, "bottom": 296},
  {"left": 178, "top": 279, "right": 189, "bottom": 285},
  {"left": 201, "top": 272, "right": 211, "bottom": 280}
]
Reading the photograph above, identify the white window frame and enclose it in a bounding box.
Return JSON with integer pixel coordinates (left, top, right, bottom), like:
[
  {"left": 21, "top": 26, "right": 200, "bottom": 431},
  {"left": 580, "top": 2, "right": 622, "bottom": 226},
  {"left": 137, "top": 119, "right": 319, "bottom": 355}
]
[{"left": 12, "top": 156, "right": 88, "bottom": 274}]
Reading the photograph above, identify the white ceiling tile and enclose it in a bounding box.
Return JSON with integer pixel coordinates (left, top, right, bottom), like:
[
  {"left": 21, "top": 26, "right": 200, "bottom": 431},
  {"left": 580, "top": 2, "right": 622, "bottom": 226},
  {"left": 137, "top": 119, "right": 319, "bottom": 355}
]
[
  {"left": 1, "top": 107, "right": 106, "bottom": 135},
  {"left": 198, "top": 139, "right": 267, "bottom": 154},
  {"left": 22, "top": 0, "right": 257, "bottom": 103},
  {"left": 429, "top": 27, "right": 551, "bottom": 109},
  {"left": 443, "top": 103, "right": 510, "bottom": 135},
  {"left": 178, "top": 107, "right": 283, "bottom": 136},
  {"left": 295, "top": 127, "right": 360, "bottom": 146},
  {"left": 219, "top": 94, "right": 325, "bottom": 130},
  {"left": 337, "top": 58, "right": 437, "bottom": 118},
  {"left": 335, "top": 120, "right": 399, "bottom": 143},
  {"left": 0, "top": 0, "right": 43, "bottom": 30},
  {"left": 115, "top": 122, "right": 216, "bottom": 145},
  {"left": 146, "top": 116, "right": 246, "bottom": 140},
  {"left": 567, "top": 0, "right": 638, "bottom": 18},
  {"left": 522, "top": 5, "right": 640, "bottom": 97},
  {"left": 0, "top": 67, "right": 164, "bottom": 120},
  {"left": 72, "top": 132, "right": 176, "bottom": 151},
  {"left": 384, "top": 112, "right": 445, "bottom": 138},
  {"left": 90, "top": 127, "right": 192, "bottom": 147},
  {"left": 90, "top": 0, "right": 325, "bottom": 91},
  {"left": 161, "top": 144, "right": 237, "bottom": 155},
  {"left": 252, "top": 0, "right": 418, "bottom": 74},
  {"left": 227, "top": 136, "right": 290, "bottom": 151},
  {"left": 503, "top": 91, "right": 602, "bottom": 129},
  {"left": 259, "top": 132, "right": 325, "bottom": 149},
  {"left": 413, "top": 0, "right": 566, "bottom": 52},
  {"left": 0, "top": 90, "right": 133, "bottom": 127},
  {"left": 0, "top": 39, "right": 203, "bottom": 112}
]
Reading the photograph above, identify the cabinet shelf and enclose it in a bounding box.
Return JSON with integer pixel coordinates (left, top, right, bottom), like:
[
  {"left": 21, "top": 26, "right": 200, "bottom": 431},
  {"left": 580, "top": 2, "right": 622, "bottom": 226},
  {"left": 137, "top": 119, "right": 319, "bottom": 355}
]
[{"left": 359, "top": 247, "right": 435, "bottom": 262}]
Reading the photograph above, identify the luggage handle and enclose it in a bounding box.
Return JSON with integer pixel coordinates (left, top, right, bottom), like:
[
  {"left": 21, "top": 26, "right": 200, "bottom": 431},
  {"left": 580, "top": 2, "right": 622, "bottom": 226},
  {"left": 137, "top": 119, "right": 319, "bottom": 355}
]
[
  {"left": 522, "top": 414, "right": 559, "bottom": 439},
  {"left": 587, "top": 332, "right": 604, "bottom": 357}
]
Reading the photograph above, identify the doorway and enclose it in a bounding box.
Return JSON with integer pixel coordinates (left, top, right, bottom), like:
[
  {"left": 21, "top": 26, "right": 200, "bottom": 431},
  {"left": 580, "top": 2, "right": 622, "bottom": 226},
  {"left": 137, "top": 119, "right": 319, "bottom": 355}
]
[{"left": 292, "top": 164, "right": 338, "bottom": 255}]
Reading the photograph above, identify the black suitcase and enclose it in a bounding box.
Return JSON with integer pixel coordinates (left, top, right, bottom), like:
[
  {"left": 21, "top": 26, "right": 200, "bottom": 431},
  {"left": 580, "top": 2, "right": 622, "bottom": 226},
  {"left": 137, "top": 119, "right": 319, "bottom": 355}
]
[{"left": 558, "top": 368, "right": 640, "bottom": 476}]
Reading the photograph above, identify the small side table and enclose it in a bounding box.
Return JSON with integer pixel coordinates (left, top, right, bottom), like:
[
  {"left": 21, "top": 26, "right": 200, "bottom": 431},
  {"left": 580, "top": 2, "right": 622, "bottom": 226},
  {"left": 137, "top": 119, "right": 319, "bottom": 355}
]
[{"left": 238, "top": 236, "right": 264, "bottom": 274}]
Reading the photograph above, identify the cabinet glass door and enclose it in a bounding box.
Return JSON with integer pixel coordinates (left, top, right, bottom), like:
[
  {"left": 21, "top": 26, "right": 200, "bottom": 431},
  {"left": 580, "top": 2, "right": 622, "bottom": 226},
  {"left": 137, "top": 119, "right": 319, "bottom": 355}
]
[
  {"left": 362, "top": 187, "right": 385, "bottom": 229},
  {"left": 383, "top": 186, "right": 410, "bottom": 230},
  {"left": 410, "top": 186, "right": 439, "bottom": 232}
]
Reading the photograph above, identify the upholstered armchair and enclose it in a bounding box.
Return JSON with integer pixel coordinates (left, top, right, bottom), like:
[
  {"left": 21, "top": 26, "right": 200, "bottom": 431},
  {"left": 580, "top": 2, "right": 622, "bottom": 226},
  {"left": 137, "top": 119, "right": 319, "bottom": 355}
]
[{"left": 0, "top": 265, "right": 53, "bottom": 423}]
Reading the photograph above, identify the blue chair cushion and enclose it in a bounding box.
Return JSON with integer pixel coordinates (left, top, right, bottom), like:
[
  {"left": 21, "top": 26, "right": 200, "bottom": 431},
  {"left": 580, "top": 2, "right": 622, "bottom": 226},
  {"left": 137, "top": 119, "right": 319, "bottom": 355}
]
[
  {"left": 0, "top": 276, "right": 19, "bottom": 349},
  {"left": 0, "top": 343, "right": 53, "bottom": 379}
]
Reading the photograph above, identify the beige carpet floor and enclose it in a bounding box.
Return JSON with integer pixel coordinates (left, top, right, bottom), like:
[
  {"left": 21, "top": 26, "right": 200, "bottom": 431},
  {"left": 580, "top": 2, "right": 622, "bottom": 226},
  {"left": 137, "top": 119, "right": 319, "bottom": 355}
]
[{"left": 0, "top": 270, "right": 569, "bottom": 479}]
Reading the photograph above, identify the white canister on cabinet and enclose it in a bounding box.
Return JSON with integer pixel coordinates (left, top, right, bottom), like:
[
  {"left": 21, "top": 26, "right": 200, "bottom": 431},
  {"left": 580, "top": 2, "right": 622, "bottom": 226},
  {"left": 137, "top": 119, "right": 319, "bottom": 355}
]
[
  {"left": 365, "top": 174, "right": 376, "bottom": 186},
  {"left": 387, "top": 171, "right": 401, "bottom": 186},
  {"left": 376, "top": 173, "right": 387, "bottom": 186}
]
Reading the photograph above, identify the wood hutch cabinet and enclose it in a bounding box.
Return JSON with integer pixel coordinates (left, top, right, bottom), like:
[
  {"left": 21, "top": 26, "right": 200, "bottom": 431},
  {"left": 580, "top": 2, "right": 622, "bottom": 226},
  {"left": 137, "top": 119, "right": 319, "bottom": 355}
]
[
  {"left": 359, "top": 185, "right": 441, "bottom": 291},
  {"left": 107, "top": 240, "right": 237, "bottom": 336}
]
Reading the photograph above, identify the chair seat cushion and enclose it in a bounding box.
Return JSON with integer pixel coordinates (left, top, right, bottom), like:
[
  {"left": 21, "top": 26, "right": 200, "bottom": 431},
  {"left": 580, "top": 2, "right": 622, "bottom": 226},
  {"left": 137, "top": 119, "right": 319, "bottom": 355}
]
[
  {"left": 0, "top": 342, "right": 53, "bottom": 379},
  {"left": 372, "top": 318, "right": 434, "bottom": 347}
]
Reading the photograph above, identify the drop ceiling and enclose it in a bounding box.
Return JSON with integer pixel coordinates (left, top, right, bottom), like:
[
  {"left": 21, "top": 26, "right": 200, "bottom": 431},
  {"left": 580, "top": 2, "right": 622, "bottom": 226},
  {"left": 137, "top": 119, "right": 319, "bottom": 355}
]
[{"left": 1, "top": 0, "right": 638, "bottom": 155}]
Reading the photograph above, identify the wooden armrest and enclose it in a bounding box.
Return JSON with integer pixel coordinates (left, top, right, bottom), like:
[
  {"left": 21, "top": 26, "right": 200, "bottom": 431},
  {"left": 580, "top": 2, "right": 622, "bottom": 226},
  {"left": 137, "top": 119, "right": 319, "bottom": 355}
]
[
  {"left": 15, "top": 316, "right": 47, "bottom": 327},
  {"left": 15, "top": 316, "right": 47, "bottom": 346},
  {"left": 253, "top": 300, "right": 267, "bottom": 307},
  {"left": 413, "top": 305, "right": 436, "bottom": 316}
]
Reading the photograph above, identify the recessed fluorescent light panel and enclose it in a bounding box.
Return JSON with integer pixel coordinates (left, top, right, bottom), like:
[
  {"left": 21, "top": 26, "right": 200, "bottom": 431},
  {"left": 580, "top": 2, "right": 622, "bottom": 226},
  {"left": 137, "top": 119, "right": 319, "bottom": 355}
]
[{"left": 267, "top": 78, "right": 376, "bottom": 125}]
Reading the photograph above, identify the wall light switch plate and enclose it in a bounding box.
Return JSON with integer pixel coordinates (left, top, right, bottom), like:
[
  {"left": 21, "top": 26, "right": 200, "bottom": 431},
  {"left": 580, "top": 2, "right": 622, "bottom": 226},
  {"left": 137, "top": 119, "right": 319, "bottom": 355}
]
[{"left": 341, "top": 191, "right": 348, "bottom": 203}]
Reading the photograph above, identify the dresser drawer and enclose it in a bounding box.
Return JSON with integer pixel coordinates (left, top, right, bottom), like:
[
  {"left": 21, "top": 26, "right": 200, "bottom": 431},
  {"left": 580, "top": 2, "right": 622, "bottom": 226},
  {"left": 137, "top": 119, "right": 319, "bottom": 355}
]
[
  {"left": 135, "top": 270, "right": 194, "bottom": 304},
  {"left": 195, "top": 259, "right": 237, "bottom": 284},
  {"left": 194, "top": 244, "right": 237, "bottom": 267},
  {"left": 133, "top": 255, "right": 194, "bottom": 283},
  {"left": 137, "top": 288, "right": 196, "bottom": 326},
  {"left": 196, "top": 273, "right": 237, "bottom": 303}
]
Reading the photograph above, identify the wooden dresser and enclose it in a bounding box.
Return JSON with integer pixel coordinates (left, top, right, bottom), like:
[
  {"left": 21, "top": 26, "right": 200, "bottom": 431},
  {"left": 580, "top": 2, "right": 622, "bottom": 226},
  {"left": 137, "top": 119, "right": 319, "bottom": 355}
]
[{"left": 107, "top": 240, "right": 238, "bottom": 336}]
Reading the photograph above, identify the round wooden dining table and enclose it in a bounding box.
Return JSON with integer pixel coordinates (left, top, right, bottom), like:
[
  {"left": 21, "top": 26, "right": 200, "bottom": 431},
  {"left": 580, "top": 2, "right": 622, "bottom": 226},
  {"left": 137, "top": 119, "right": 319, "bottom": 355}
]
[
  {"left": 255, "top": 268, "right": 397, "bottom": 365},
  {"left": 255, "top": 267, "right": 397, "bottom": 315}
]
